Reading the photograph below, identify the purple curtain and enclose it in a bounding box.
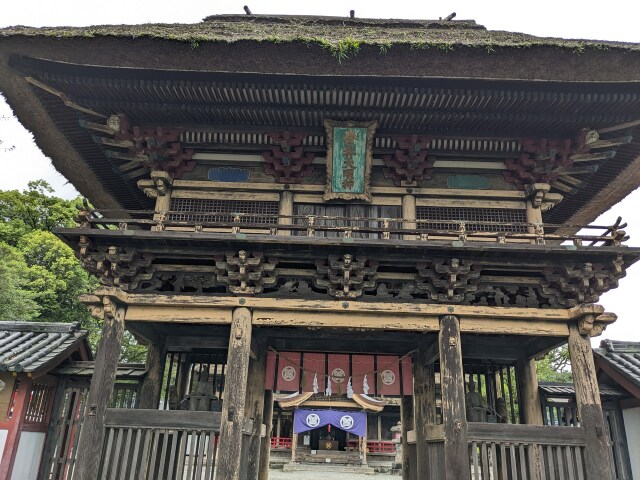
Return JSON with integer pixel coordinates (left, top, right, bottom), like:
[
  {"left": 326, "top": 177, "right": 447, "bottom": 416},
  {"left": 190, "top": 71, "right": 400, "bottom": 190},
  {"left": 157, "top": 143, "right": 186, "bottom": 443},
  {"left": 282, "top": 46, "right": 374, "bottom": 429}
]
[{"left": 293, "top": 409, "right": 367, "bottom": 437}]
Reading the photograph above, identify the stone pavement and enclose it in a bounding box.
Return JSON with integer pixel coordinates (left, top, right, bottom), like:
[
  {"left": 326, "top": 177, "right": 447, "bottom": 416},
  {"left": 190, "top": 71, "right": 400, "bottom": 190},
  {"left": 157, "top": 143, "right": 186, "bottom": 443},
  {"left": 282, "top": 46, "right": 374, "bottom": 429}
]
[{"left": 268, "top": 468, "right": 397, "bottom": 479}]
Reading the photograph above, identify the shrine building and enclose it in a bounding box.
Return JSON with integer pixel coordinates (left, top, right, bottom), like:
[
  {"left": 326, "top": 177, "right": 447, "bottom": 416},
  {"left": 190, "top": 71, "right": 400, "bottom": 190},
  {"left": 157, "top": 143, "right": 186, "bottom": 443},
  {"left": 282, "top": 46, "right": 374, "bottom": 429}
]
[{"left": 1, "top": 13, "right": 640, "bottom": 480}]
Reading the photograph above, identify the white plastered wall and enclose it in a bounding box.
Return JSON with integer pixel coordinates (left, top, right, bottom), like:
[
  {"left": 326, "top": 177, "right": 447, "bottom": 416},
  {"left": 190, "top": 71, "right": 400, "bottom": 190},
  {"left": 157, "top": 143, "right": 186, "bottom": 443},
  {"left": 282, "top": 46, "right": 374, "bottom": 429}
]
[{"left": 622, "top": 407, "right": 640, "bottom": 479}]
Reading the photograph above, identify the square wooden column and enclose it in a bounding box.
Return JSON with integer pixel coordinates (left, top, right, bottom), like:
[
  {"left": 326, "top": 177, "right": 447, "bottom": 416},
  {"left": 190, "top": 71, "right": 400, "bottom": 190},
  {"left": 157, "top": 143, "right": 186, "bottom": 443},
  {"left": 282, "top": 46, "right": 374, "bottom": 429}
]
[
  {"left": 413, "top": 343, "right": 437, "bottom": 479},
  {"left": 244, "top": 332, "right": 268, "bottom": 480},
  {"left": 74, "top": 297, "right": 126, "bottom": 480},
  {"left": 215, "top": 307, "right": 253, "bottom": 480},
  {"left": 400, "top": 395, "right": 416, "bottom": 480},
  {"left": 439, "top": 314, "right": 470, "bottom": 480},
  {"left": 568, "top": 322, "right": 615, "bottom": 480},
  {"left": 258, "top": 390, "right": 274, "bottom": 480}
]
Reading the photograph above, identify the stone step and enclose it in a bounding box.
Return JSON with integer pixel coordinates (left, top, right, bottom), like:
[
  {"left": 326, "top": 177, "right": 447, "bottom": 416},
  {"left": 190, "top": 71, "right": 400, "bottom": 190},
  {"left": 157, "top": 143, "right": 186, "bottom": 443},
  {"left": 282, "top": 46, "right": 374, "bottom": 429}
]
[{"left": 282, "top": 462, "right": 376, "bottom": 475}]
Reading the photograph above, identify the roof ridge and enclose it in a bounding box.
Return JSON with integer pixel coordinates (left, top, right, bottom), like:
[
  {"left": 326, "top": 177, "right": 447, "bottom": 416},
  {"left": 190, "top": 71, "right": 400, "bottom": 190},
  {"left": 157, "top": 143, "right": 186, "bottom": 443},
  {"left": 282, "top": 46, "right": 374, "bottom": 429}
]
[
  {"left": 600, "top": 339, "right": 640, "bottom": 353},
  {"left": 0, "top": 321, "right": 81, "bottom": 333}
]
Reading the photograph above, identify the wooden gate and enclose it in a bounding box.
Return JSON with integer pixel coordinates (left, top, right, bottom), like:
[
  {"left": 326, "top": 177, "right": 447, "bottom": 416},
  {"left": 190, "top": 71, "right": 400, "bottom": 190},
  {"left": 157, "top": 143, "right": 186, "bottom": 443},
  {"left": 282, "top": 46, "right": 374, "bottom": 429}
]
[
  {"left": 38, "top": 380, "right": 90, "bottom": 480},
  {"left": 38, "top": 379, "right": 141, "bottom": 480}
]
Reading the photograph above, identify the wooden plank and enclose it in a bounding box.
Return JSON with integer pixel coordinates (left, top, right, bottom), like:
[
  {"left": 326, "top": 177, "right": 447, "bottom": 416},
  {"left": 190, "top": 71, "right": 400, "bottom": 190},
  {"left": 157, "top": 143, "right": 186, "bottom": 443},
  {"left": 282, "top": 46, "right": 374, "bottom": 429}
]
[
  {"left": 416, "top": 197, "right": 526, "bottom": 210},
  {"left": 568, "top": 323, "right": 614, "bottom": 480},
  {"left": 105, "top": 409, "right": 222, "bottom": 430},
  {"left": 253, "top": 311, "right": 440, "bottom": 331},
  {"left": 439, "top": 315, "right": 470, "bottom": 480},
  {"left": 172, "top": 189, "right": 280, "bottom": 202},
  {"left": 125, "top": 306, "right": 232, "bottom": 323},
  {"left": 215, "top": 307, "right": 253, "bottom": 480},
  {"left": 74, "top": 301, "right": 126, "bottom": 480}
]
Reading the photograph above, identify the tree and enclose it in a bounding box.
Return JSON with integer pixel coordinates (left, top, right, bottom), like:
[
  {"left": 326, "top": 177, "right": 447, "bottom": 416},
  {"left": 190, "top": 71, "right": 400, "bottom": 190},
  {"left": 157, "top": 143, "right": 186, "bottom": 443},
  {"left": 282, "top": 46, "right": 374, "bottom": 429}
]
[
  {"left": 0, "top": 181, "right": 146, "bottom": 362},
  {"left": 536, "top": 346, "right": 572, "bottom": 383}
]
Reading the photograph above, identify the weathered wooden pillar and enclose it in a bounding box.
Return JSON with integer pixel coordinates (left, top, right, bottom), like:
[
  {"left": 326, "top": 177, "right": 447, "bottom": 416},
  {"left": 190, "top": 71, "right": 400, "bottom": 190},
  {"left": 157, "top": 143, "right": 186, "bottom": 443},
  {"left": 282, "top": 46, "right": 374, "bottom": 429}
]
[
  {"left": 150, "top": 170, "right": 173, "bottom": 230},
  {"left": 74, "top": 297, "right": 126, "bottom": 480},
  {"left": 258, "top": 390, "right": 274, "bottom": 480},
  {"left": 215, "top": 307, "right": 253, "bottom": 480},
  {"left": 402, "top": 194, "right": 417, "bottom": 240},
  {"left": 439, "top": 314, "right": 470, "bottom": 480},
  {"left": 244, "top": 333, "right": 268, "bottom": 480},
  {"left": 278, "top": 190, "right": 294, "bottom": 236},
  {"left": 413, "top": 344, "right": 437, "bottom": 479},
  {"left": 137, "top": 336, "right": 166, "bottom": 409},
  {"left": 568, "top": 322, "right": 615, "bottom": 480},
  {"left": 517, "top": 356, "right": 543, "bottom": 425},
  {"left": 400, "top": 395, "right": 415, "bottom": 480}
]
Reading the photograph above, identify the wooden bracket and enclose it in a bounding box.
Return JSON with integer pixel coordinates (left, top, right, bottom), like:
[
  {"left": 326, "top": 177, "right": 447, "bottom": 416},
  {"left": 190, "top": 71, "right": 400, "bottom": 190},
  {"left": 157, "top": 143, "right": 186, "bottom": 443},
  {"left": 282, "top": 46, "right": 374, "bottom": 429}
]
[
  {"left": 263, "top": 131, "right": 314, "bottom": 183},
  {"left": 383, "top": 135, "right": 434, "bottom": 186}
]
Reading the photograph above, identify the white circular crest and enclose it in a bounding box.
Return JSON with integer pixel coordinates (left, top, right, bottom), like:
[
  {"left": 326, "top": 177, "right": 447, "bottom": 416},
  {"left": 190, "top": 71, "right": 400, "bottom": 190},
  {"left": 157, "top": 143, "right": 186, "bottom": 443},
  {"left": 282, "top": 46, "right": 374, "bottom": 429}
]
[
  {"left": 281, "top": 366, "right": 296, "bottom": 382},
  {"left": 306, "top": 413, "right": 321, "bottom": 428},
  {"left": 331, "top": 368, "right": 346, "bottom": 383},
  {"left": 381, "top": 370, "right": 396, "bottom": 386},
  {"left": 340, "top": 415, "right": 355, "bottom": 430}
]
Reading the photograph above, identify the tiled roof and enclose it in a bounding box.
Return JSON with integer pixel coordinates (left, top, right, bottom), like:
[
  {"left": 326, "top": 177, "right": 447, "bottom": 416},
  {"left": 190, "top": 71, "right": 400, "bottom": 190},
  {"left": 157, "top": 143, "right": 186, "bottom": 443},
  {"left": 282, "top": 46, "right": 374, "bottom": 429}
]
[
  {"left": 52, "top": 361, "right": 146, "bottom": 379},
  {"left": 0, "top": 321, "right": 88, "bottom": 374},
  {"left": 538, "top": 382, "right": 625, "bottom": 398},
  {"left": 594, "top": 340, "right": 640, "bottom": 390}
]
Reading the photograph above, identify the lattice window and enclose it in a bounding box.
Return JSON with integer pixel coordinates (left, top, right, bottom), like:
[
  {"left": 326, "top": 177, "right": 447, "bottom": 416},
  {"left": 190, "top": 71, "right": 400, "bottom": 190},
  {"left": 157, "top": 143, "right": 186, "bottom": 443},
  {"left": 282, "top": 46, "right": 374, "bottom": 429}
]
[
  {"left": 169, "top": 198, "right": 279, "bottom": 224},
  {"left": 24, "top": 382, "right": 52, "bottom": 424},
  {"left": 417, "top": 207, "right": 527, "bottom": 233}
]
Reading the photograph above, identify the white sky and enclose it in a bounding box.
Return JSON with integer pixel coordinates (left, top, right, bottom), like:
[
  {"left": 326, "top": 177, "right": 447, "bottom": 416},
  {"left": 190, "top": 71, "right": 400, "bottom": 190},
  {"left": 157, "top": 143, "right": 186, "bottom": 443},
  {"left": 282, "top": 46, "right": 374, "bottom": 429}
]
[{"left": 0, "top": 0, "right": 639, "bottom": 345}]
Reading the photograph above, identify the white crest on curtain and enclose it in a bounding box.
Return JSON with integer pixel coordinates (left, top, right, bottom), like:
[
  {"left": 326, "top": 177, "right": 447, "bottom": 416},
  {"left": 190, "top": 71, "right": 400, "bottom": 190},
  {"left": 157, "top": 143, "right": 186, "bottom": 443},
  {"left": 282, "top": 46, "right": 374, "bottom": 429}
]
[
  {"left": 363, "top": 375, "right": 370, "bottom": 395},
  {"left": 347, "top": 377, "right": 353, "bottom": 398},
  {"left": 313, "top": 373, "right": 319, "bottom": 394}
]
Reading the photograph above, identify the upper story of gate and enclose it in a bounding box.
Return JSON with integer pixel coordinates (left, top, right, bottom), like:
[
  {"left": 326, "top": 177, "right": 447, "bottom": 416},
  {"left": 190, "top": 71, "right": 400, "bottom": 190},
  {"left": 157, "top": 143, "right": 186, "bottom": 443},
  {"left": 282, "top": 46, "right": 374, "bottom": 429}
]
[{"left": 2, "top": 15, "right": 640, "bottom": 315}]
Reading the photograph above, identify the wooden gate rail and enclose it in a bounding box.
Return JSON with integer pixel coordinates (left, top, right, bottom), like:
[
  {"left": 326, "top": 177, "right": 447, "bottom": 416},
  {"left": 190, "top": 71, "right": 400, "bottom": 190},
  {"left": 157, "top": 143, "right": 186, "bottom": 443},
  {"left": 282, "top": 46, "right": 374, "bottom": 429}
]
[
  {"left": 467, "top": 424, "right": 587, "bottom": 480},
  {"left": 100, "top": 409, "right": 221, "bottom": 480}
]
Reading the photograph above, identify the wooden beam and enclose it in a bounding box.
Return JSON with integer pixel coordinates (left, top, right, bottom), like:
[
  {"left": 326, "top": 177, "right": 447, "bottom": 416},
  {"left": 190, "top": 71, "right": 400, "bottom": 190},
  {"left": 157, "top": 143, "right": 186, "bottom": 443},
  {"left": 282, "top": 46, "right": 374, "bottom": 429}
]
[
  {"left": 215, "top": 307, "right": 253, "bottom": 480},
  {"left": 277, "top": 190, "right": 294, "bottom": 236},
  {"left": 439, "top": 315, "right": 470, "bottom": 480},
  {"left": 258, "top": 391, "right": 274, "bottom": 480},
  {"left": 568, "top": 323, "right": 614, "bottom": 480},
  {"left": 244, "top": 333, "right": 268, "bottom": 480},
  {"left": 74, "top": 298, "right": 126, "bottom": 480},
  {"left": 137, "top": 336, "right": 166, "bottom": 409}
]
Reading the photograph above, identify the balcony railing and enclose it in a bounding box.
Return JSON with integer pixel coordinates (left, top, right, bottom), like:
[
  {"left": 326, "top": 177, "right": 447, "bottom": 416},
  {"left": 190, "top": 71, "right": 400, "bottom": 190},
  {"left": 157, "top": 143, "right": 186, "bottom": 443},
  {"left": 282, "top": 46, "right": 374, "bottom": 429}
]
[
  {"left": 347, "top": 439, "right": 396, "bottom": 454},
  {"left": 99, "top": 409, "right": 221, "bottom": 480},
  {"left": 75, "top": 209, "right": 629, "bottom": 247},
  {"left": 270, "top": 436, "right": 293, "bottom": 449}
]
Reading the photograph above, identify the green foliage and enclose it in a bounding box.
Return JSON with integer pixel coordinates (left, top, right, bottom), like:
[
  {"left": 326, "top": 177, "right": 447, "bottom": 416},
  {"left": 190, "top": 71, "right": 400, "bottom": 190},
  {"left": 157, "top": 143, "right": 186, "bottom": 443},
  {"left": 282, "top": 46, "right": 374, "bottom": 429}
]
[
  {"left": 536, "top": 346, "right": 572, "bottom": 383},
  {"left": 322, "top": 36, "right": 361, "bottom": 63},
  {"left": 0, "top": 181, "right": 146, "bottom": 362},
  {"left": 0, "top": 242, "right": 39, "bottom": 320}
]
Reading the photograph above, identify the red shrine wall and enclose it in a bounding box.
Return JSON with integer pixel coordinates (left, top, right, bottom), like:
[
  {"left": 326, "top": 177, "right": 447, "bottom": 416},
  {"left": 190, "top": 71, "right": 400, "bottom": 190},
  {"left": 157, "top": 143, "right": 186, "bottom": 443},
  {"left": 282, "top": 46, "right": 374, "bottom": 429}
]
[{"left": 265, "top": 351, "right": 413, "bottom": 396}]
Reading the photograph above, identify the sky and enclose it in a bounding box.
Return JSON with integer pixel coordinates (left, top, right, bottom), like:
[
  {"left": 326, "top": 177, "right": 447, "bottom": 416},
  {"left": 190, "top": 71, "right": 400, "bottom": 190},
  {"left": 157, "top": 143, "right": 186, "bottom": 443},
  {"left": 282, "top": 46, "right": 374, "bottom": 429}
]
[{"left": 0, "top": 0, "right": 639, "bottom": 345}]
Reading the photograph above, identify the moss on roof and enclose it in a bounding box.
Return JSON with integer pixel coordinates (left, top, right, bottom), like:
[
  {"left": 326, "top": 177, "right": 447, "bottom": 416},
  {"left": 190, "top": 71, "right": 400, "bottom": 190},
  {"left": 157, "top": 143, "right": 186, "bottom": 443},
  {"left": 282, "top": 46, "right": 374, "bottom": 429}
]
[{"left": 2, "top": 15, "right": 639, "bottom": 54}]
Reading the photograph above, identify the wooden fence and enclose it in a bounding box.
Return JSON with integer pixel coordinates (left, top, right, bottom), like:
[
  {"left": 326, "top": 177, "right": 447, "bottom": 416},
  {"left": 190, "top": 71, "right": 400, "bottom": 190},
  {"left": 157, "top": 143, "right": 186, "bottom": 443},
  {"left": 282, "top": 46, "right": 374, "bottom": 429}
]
[
  {"left": 467, "top": 424, "right": 587, "bottom": 480},
  {"left": 99, "top": 409, "right": 221, "bottom": 480}
]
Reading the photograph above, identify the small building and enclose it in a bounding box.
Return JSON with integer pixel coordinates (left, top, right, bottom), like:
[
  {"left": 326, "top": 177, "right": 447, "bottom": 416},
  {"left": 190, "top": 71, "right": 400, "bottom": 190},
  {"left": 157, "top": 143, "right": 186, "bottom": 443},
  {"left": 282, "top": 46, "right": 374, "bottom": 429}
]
[
  {"left": 0, "top": 322, "right": 91, "bottom": 480},
  {"left": 594, "top": 340, "right": 640, "bottom": 479}
]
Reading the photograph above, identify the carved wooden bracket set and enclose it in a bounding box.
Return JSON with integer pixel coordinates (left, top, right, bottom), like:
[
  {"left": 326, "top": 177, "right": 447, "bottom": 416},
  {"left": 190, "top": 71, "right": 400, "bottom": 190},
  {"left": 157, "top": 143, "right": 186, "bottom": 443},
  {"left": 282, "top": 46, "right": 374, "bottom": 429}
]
[
  {"left": 383, "top": 135, "right": 435, "bottom": 186},
  {"left": 263, "top": 131, "right": 315, "bottom": 183},
  {"left": 84, "top": 114, "right": 195, "bottom": 179}
]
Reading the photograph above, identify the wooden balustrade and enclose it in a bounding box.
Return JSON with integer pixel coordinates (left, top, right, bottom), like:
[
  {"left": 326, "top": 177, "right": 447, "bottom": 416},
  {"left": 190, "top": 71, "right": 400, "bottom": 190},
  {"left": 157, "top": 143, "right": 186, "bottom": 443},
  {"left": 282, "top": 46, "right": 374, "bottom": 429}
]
[
  {"left": 99, "top": 409, "right": 221, "bottom": 480},
  {"left": 75, "top": 209, "right": 629, "bottom": 247}
]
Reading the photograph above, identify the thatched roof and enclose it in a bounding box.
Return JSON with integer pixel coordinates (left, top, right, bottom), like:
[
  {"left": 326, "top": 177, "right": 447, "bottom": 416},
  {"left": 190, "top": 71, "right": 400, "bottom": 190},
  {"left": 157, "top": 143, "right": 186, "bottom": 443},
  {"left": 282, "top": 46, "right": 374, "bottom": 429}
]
[{"left": 2, "top": 15, "right": 639, "bottom": 53}]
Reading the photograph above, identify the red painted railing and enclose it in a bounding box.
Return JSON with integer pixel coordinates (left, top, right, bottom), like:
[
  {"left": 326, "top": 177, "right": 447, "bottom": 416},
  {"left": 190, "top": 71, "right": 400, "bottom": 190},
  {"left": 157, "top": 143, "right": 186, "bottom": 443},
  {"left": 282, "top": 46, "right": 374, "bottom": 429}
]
[
  {"left": 270, "top": 437, "right": 293, "bottom": 449},
  {"left": 347, "top": 440, "right": 396, "bottom": 454}
]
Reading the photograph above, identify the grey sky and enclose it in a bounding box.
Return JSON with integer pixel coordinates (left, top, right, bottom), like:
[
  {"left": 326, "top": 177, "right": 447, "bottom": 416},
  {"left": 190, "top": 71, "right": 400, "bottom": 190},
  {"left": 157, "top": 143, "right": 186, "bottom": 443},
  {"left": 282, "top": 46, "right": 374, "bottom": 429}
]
[{"left": 1, "top": 0, "right": 639, "bottom": 345}]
